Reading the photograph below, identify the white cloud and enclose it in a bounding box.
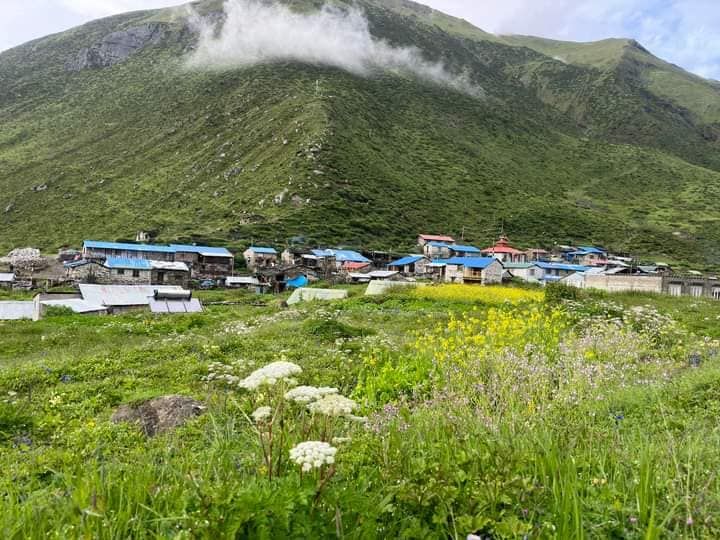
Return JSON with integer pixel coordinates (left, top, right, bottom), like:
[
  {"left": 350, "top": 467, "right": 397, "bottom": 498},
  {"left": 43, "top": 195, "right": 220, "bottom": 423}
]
[{"left": 186, "top": 0, "right": 483, "bottom": 96}]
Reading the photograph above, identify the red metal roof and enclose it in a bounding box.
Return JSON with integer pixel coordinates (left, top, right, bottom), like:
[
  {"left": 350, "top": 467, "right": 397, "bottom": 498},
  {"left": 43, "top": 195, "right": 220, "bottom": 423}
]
[
  {"left": 343, "top": 261, "right": 371, "bottom": 270},
  {"left": 481, "top": 236, "right": 525, "bottom": 255},
  {"left": 419, "top": 234, "right": 456, "bottom": 242}
]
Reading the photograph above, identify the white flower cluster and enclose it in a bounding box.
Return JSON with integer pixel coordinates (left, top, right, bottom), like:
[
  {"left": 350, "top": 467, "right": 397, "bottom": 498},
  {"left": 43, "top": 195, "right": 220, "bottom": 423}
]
[
  {"left": 308, "top": 394, "right": 358, "bottom": 417},
  {"left": 284, "top": 385, "right": 338, "bottom": 404},
  {"left": 238, "top": 361, "right": 302, "bottom": 390},
  {"left": 251, "top": 406, "right": 272, "bottom": 422},
  {"left": 289, "top": 441, "right": 337, "bottom": 472}
]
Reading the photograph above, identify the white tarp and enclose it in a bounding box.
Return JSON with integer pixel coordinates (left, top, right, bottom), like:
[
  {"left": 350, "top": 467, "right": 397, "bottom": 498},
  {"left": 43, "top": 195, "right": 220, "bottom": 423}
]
[
  {"left": 365, "top": 281, "right": 423, "bottom": 296},
  {"left": 287, "top": 288, "right": 348, "bottom": 305}
]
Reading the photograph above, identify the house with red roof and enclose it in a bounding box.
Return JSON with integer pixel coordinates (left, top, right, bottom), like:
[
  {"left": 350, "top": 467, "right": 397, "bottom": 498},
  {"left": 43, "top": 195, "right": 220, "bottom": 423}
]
[
  {"left": 417, "top": 234, "right": 456, "bottom": 248},
  {"left": 481, "top": 236, "right": 528, "bottom": 264}
]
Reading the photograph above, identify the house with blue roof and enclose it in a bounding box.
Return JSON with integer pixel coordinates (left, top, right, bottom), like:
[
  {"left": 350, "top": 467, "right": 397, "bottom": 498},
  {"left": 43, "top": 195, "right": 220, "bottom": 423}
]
[
  {"left": 243, "top": 246, "right": 279, "bottom": 271},
  {"left": 82, "top": 240, "right": 234, "bottom": 279},
  {"left": 388, "top": 255, "right": 430, "bottom": 276},
  {"left": 566, "top": 246, "right": 608, "bottom": 266},
  {"left": 435, "top": 256, "right": 504, "bottom": 285},
  {"left": 536, "top": 262, "right": 589, "bottom": 283}
]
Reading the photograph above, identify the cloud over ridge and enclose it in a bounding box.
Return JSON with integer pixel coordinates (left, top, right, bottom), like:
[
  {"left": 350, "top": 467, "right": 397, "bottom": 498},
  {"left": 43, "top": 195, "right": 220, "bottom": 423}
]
[{"left": 185, "top": 0, "right": 482, "bottom": 97}]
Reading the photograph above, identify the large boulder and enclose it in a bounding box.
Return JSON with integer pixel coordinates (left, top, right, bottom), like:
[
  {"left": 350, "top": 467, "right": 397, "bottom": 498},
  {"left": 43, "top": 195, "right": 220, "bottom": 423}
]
[{"left": 111, "top": 395, "right": 205, "bottom": 436}]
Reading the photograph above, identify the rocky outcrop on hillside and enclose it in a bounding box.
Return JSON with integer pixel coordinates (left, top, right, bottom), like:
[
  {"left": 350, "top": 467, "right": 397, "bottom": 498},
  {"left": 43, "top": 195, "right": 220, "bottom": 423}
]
[
  {"left": 111, "top": 395, "right": 205, "bottom": 437},
  {"left": 66, "top": 23, "right": 167, "bottom": 71}
]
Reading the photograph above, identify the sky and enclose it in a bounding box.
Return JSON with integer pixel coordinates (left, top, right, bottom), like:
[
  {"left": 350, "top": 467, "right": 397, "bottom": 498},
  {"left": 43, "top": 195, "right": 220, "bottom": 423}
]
[{"left": 1, "top": 0, "right": 718, "bottom": 80}]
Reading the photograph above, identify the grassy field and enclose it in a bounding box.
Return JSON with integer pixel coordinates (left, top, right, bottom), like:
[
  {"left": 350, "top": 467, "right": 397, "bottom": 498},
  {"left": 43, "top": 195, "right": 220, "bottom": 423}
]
[{"left": 2, "top": 283, "right": 720, "bottom": 537}]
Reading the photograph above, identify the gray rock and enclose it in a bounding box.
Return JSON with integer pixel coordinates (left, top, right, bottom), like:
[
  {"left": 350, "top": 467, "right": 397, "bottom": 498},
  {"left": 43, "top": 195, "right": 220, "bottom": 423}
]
[
  {"left": 111, "top": 395, "right": 205, "bottom": 437},
  {"left": 66, "top": 23, "right": 166, "bottom": 71}
]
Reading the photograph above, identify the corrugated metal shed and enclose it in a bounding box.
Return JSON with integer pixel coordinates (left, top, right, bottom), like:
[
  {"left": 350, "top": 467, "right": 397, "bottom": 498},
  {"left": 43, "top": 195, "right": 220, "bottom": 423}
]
[
  {"left": 149, "top": 298, "right": 203, "bottom": 314},
  {"left": 0, "top": 301, "right": 34, "bottom": 320},
  {"left": 0, "top": 273, "right": 15, "bottom": 283},
  {"left": 41, "top": 299, "right": 108, "bottom": 314},
  {"left": 368, "top": 270, "right": 399, "bottom": 279},
  {"left": 79, "top": 284, "right": 185, "bottom": 307},
  {"left": 104, "top": 257, "right": 152, "bottom": 270},
  {"left": 389, "top": 255, "right": 425, "bottom": 267},
  {"left": 84, "top": 241, "right": 176, "bottom": 253}
]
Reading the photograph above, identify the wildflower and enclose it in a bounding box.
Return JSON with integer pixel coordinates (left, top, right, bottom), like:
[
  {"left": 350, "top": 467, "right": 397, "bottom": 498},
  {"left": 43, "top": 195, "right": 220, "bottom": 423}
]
[
  {"left": 289, "top": 441, "right": 337, "bottom": 472},
  {"left": 686, "top": 516, "right": 694, "bottom": 526},
  {"left": 238, "top": 361, "right": 302, "bottom": 391},
  {"left": 308, "top": 394, "right": 358, "bottom": 416},
  {"left": 285, "top": 385, "right": 338, "bottom": 404},
  {"left": 251, "top": 406, "right": 272, "bottom": 422},
  {"left": 629, "top": 516, "right": 638, "bottom": 525}
]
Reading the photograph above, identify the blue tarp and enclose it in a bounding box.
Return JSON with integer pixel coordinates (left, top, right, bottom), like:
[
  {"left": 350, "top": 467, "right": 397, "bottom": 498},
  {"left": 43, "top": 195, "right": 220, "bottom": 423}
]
[{"left": 287, "top": 275, "right": 309, "bottom": 289}]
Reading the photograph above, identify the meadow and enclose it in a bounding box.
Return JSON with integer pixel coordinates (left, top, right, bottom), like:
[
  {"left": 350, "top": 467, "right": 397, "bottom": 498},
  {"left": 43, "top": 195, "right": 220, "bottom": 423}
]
[{"left": 2, "top": 284, "right": 720, "bottom": 538}]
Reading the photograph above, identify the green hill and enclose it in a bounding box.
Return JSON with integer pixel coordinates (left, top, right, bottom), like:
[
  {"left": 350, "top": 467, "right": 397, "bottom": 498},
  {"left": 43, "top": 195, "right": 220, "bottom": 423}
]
[{"left": 1, "top": 0, "right": 720, "bottom": 266}]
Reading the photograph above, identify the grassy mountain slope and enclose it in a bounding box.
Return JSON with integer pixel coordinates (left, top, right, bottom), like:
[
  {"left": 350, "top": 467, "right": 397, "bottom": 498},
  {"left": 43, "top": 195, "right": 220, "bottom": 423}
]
[{"left": 1, "top": 0, "right": 720, "bottom": 266}]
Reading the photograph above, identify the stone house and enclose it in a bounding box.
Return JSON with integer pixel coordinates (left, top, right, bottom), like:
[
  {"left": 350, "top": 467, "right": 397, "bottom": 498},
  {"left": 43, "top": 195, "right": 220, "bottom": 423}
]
[
  {"left": 440, "top": 257, "right": 504, "bottom": 285},
  {"left": 243, "top": 247, "right": 278, "bottom": 271},
  {"left": 662, "top": 275, "right": 720, "bottom": 299},
  {"left": 170, "top": 245, "right": 234, "bottom": 279},
  {"left": 388, "top": 255, "right": 430, "bottom": 277},
  {"left": 504, "top": 262, "right": 545, "bottom": 282}
]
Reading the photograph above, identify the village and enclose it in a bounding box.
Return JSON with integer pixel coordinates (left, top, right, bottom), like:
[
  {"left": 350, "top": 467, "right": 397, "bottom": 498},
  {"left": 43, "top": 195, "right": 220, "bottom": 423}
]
[{"left": 1, "top": 231, "right": 719, "bottom": 321}]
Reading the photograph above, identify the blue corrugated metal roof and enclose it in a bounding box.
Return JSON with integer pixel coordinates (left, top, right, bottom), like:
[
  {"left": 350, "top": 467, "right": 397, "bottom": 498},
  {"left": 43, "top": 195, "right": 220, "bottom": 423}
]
[
  {"left": 169, "top": 244, "right": 233, "bottom": 257},
  {"left": 104, "top": 257, "right": 152, "bottom": 270},
  {"left": 84, "top": 241, "right": 176, "bottom": 253},
  {"left": 577, "top": 246, "right": 606, "bottom": 254},
  {"left": 440, "top": 257, "right": 499, "bottom": 269},
  {"left": 450, "top": 244, "right": 481, "bottom": 253},
  {"left": 311, "top": 249, "right": 370, "bottom": 264},
  {"left": 245, "top": 246, "right": 277, "bottom": 255},
  {"left": 389, "top": 255, "right": 425, "bottom": 267},
  {"left": 537, "top": 262, "right": 589, "bottom": 272}
]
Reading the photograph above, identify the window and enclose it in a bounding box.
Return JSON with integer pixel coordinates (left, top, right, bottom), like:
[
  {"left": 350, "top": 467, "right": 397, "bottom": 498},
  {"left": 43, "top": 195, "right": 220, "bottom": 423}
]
[
  {"left": 132, "top": 270, "right": 140, "bottom": 278},
  {"left": 528, "top": 269, "right": 535, "bottom": 277},
  {"left": 668, "top": 283, "right": 682, "bottom": 297},
  {"left": 117, "top": 269, "right": 125, "bottom": 275},
  {"left": 713, "top": 287, "right": 720, "bottom": 300},
  {"left": 691, "top": 285, "right": 703, "bottom": 297}
]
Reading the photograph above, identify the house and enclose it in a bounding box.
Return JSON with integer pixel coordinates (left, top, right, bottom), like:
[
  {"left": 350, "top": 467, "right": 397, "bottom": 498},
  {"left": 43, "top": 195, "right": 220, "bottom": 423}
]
[
  {"left": 566, "top": 246, "right": 608, "bottom": 266},
  {"left": 388, "top": 255, "right": 430, "bottom": 277},
  {"left": 170, "top": 245, "right": 234, "bottom": 278},
  {"left": 149, "top": 261, "right": 191, "bottom": 287},
  {"left": 342, "top": 261, "right": 371, "bottom": 273},
  {"left": 481, "top": 236, "right": 528, "bottom": 263},
  {"left": 536, "top": 262, "right": 589, "bottom": 283},
  {"left": 662, "top": 275, "right": 720, "bottom": 299},
  {"left": 423, "top": 242, "right": 453, "bottom": 259},
  {"left": 64, "top": 260, "right": 106, "bottom": 283},
  {"left": 82, "top": 241, "right": 234, "bottom": 279},
  {"left": 437, "top": 257, "right": 504, "bottom": 285},
  {"left": 243, "top": 247, "right": 278, "bottom": 271},
  {"left": 504, "top": 262, "right": 544, "bottom": 283},
  {"left": 525, "top": 248, "right": 549, "bottom": 262},
  {"left": 104, "top": 257, "right": 153, "bottom": 284},
  {"left": 312, "top": 249, "right": 371, "bottom": 271},
  {"left": 83, "top": 240, "right": 175, "bottom": 262},
  {"left": 0, "top": 273, "right": 15, "bottom": 289},
  {"left": 417, "top": 234, "right": 456, "bottom": 248},
  {"left": 448, "top": 244, "right": 482, "bottom": 258}
]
